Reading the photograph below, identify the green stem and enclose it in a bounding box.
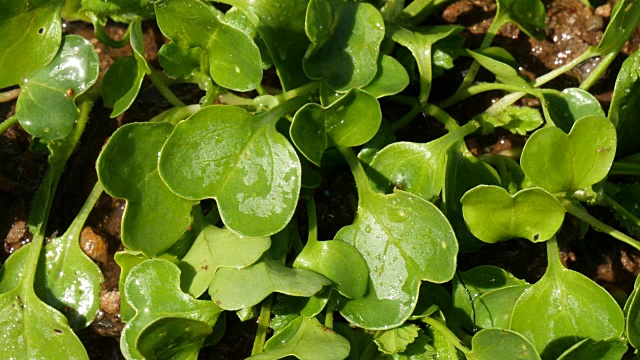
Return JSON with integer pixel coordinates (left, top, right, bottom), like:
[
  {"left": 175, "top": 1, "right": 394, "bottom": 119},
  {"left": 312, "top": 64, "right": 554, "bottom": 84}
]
[
  {"left": 609, "top": 162, "right": 640, "bottom": 176},
  {"left": 545, "top": 236, "right": 563, "bottom": 272},
  {"left": 454, "top": 18, "right": 503, "bottom": 93},
  {"left": 337, "top": 146, "right": 370, "bottom": 197},
  {"left": 147, "top": 67, "right": 186, "bottom": 107},
  {"left": 422, "top": 317, "right": 471, "bottom": 355},
  {"left": 422, "top": 103, "right": 460, "bottom": 132},
  {"left": 258, "top": 96, "right": 308, "bottom": 123},
  {"left": 438, "top": 82, "right": 539, "bottom": 110},
  {"left": 90, "top": 15, "right": 131, "bottom": 48},
  {"left": 360, "top": 330, "right": 384, "bottom": 360},
  {"left": 603, "top": 194, "right": 640, "bottom": 230},
  {"left": 0, "top": 115, "right": 19, "bottom": 136},
  {"left": 0, "top": 88, "right": 20, "bottom": 102},
  {"left": 217, "top": 92, "right": 254, "bottom": 106},
  {"left": 391, "top": 103, "right": 421, "bottom": 131},
  {"left": 325, "top": 301, "right": 334, "bottom": 329},
  {"left": 305, "top": 191, "right": 319, "bottom": 244},
  {"left": 562, "top": 199, "right": 640, "bottom": 252},
  {"left": 251, "top": 295, "right": 274, "bottom": 355},
  {"left": 22, "top": 101, "right": 93, "bottom": 290},
  {"left": 580, "top": 52, "right": 616, "bottom": 90},
  {"left": 63, "top": 181, "right": 104, "bottom": 239},
  {"left": 275, "top": 81, "right": 320, "bottom": 103}
]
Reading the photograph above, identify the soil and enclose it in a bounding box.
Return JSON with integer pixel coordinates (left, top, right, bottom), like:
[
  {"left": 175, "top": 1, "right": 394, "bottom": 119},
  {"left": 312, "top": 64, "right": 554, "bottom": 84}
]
[{"left": 2, "top": 0, "right": 640, "bottom": 358}]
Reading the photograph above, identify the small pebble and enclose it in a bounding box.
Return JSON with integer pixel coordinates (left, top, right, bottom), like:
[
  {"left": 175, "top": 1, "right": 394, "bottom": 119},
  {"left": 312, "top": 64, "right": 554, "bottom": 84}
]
[{"left": 80, "top": 227, "right": 109, "bottom": 264}]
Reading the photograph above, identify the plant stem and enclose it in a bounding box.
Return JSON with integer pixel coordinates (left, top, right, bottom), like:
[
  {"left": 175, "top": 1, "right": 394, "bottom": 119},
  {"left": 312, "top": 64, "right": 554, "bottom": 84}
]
[
  {"left": 251, "top": 294, "right": 274, "bottom": 355},
  {"left": 217, "top": 92, "right": 254, "bottom": 106},
  {"left": 580, "top": 52, "right": 615, "bottom": 90},
  {"left": 422, "top": 317, "right": 471, "bottom": 355},
  {"left": 422, "top": 103, "right": 460, "bottom": 132},
  {"left": 391, "top": 103, "right": 421, "bottom": 131},
  {"left": 609, "top": 162, "right": 640, "bottom": 176},
  {"left": 63, "top": 181, "right": 104, "bottom": 239},
  {"left": 455, "top": 18, "right": 503, "bottom": 92},
  {"left": 437, "top": 82, "right": 540, "bottom": 110},
  {"left": 337, "top": 146, "right": 370, "bottom": 197},
  {"left": 360, "top": 330, "right": 383, "bottom": 359},
  {"left": 545, "top": 236, "right": 563, "bottom": 272},
  {"left": 325, "top": 301, "right": 335, "bottom": 329},
  {"left": 562, "top": 199, "right": 640, "bottom": 252},
  {"left": 306, "top": 191, "right": 319, "bottom": 244},
  {"left": 275, "top": 81, "right": 320, "bottom": 103},
  {"left": 0, "top": 88, "right": 20, "bottom": 102},
  {"left": 603, "top": 194, "right": 640, "bottom": 230},
  {"left": 147, "top": 67, "right": 186, "bottom": 107},
  {"left": 0, "top": 115, "right": 19, "bottom": 136}
]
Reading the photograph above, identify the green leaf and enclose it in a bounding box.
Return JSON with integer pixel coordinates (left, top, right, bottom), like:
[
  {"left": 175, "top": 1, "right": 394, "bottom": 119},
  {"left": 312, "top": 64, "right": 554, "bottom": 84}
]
[
  {"left": 16, "top": 35, "right": 99, "bottom": 140},
  {"left": 605, "top": 183, "right": 640, "bottom": 237},
  {"left": 114, "top": 250, "right": 148, "bottom": 323},
  {"left": 542, "top": 88, "right": 604, "bottom": 134},
  {"left": 474, "top": 285, "right": 530, "bottom": 329},
  {"left": 493, "top": 0, "right": 546, "bottom": 40},
  {"left": 432, "top": 34, "right": 465, "bottom": 78},
  {"left": 358, "top": 119, "right": 396, "bottom": 166},
  {"left": 0, "top": 0, "right": 64, "bottom": 88},
  {"left": 80, "top": 0, "right": 154, "bottom": 22},
  {"left": 375, "top": 324, "right": 421, "bottom": 355},
  {"left": 362, "top": 55, "right": 410, "bottom": 98},
  {"left": 609, "top": 48, "right": 640, "bottom": 157},
  {"left": 387, "top": 332, "right": 437, "bottom": 360},
  {"left": 158, "top": 102, "right": 304, "bottom": 237},
  {"left": 520, "top": 116, "right": 617, "bottom": 193},
  {"left": 158, "top": 43, "right": 203, "bottom": 80},
  {"left": 155, "top": 0, "right": 262, "bottom": 91},
  {"left": 467, "top": 47, "right": 530, "bottom": 87},
  {"left": 386, "top": 24, "right": 463, "bottom": 105},
  {"left": 178, "top": 225, "right": 271, "bottom": 297},
  {"left": 593, "top": 0, "right": 640, "bottom": 55},
  {"left": 556, "top": 338, "right": 628, "bottom": 360},
  {"left": 410, "top": 282, "right": 452, "bottom": 320},
  {"left": 510, "top": 239, "right": 625, "bottom": 359},
  {"left": 291, "top": 89, "right": 382, "bottom": 166},
  {"left": 304, "top": 0, "right": 385, "bottom": 92},
  {"left": 137, "top": 318, "right": 213, "bottom": 360},
  {"left": 467, "top": 329, "right": 541, "bottom": 360},
  {"left": 369, "top": 121, "right": 479, "bottom": 202},
  {"left": 452, "top": 265, "right": 528, "bottom": 331},
  {"left": 335, "top": 151, "right": 458, "bottom": 329},
  {"left": 249, "top": 316, "right": 350, "bottom": 360},
  {"left": 209, "top": 254, "right": 330, "bottom": 310},
  {"left": 461, "top": 185, "right": 565, "bottom": 243},
  {"left": 97, "top": 122, "right": 196, "bottom": 256},
  {"left": 475, "top": 106, "right": 543, "bottom": 135},
  {"left": 36, "top": 184, "right": 104, "bottom": 330},
  {"left": 121, "top": 259, "right": 221, "bottom": 359},
  {"left": 625, "top": 275, "right": 640, "bottom": 349}
]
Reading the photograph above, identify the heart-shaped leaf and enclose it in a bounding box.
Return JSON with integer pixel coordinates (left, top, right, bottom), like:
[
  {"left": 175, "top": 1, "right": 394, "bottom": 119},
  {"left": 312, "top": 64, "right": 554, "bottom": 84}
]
[
  {"left": 556, "top": 338, "right": 628, "bottom": 360},
  {"left": 461, "top": 185, "right": 565, "bottom": 243},
  {"left": 97, "top": 122, "right": 196, "bottom": 256},
  {"left": 155, "top": 0, "right": 262, "bottom": 91},
  {"left": 159, "top": 102, "right": 304, "bottom": 237},
  {"left": 121, "top": 259, "right": 221, "bottom": 360},
  {"left": 209, "top": 254, "right": 330, "bottom": 310},
  {"left": 369, "top": 121, "right": 479, "bottom": 202},
  {"left": 137, "top": 318, "right": 213, "bottom": 360},
  {"left": 520, "top": 116, "right": 617, "bottom": 193},
  {"left": 609, "top": 48, "right": 640, "bottom": 157},
  {"left": 291, "top": 89, "right": 382, "bottom": 166},
  {"left": 303, "top": 0, "right": 384, "bottom": 92},
  {"left": 334, "top": 148, "right": 458, "bottom": 329},
  {"left": 0, "top": 0, "right": 64, "bottom": 88},
  {"left": 249, "top": 316, "right": 350, "bottom": 360},
  {"left": 510, "top": 238, "right": 625, "bottom": 359},
  {"left": 542, "top": 88, "right": 604, "bottom": 134},
  {"left": 178, "top": 225, "right": 271, "bottom": 297},
  {"left": 467, "top": 47, "right": 530, "bottom": 87},
  {"left": 467, "top": 329, "right": 541, "bottom": 360},
  {"left": 16, "top": 35, "right": 99, "bottom": 139}
]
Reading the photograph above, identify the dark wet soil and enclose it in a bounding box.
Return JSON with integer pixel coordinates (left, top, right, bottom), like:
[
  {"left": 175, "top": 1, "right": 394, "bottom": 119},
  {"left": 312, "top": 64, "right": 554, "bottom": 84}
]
[{"left": 2, "top": 0, "right": 640, "bottom": 358}]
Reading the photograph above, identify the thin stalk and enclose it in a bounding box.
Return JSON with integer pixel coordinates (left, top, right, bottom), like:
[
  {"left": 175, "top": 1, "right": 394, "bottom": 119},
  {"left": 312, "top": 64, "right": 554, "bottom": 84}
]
[
  {"left": 275, "top": 81, "right": 320, "bottom": 103},
  {"left": 422, "top": 317, "right": 471, "bottom": 355},
  {"left": 0, "top": 115, "right": 19, "bottom": 136},
  {"left": 391, "top": 103, "right": 421, "bottom": 131},
  {"left": 0, "top": 88, "right": 20, "bottom": 102},
  {"left": 306, "top": 191, "right": 319, "bottom": 244},
  {"left": 251, "top": 294, "right": 274, "bottom": 355},
  {"left": 217, "top": 92, "right": 254, "bottom": 106},
  {"left": 603, "top": 194, "right": 640, "bottom": 230},
  {"left": 562, "top": 199, "right": 640, "bottom": 252},
  {"left": 63, "top": 181, "right": 104, "bottom": 239},
  {"left": 580, "top": 52, "right": 616, "bottom": 91},
  {"left": 609, "top": 162, "right": 640, "bottom": 176},
  {"left": 337, "top": 146, "right": 370, "bottom": 196},
  {"left": 324, "top": 302, "right": 335, "bottom": 329},
  {"left": 454, "top": 18, "right": 503, "bottom": 92},
  {"left": 545, "top": 236, "right": 563, "bottom": 272},
  {"left": 422, "top": 103, "right": 460, "bottom": 132},
  {"left": 147, "top": 67, "right": 186, "bottom": 107},
  {"left": 437, "top": 82, "right": 540, "bottom": 110}
]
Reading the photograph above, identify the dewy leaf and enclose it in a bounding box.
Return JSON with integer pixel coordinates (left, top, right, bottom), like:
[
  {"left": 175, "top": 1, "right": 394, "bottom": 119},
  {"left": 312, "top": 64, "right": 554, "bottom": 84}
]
[
  {"left": 369, "top": 121, "right": 479, "bottom": 202},
  {"left": 101, "top": 18, "right": 150, "bottom": 118},
  {"left": 121, "top": 259, "right": 221, "bottom": 360},
  {"left": 97, "top": 122, "right": 196, "bottom": 256},
  {"left": 303, "top": 0, "right": 385, "bottom": 92},
  {"left": 520, "top": 116, "right": 617, "bottom": 193},
  {"left": 386, "top": 23, "right": 463, "bottom": 105},
  {"left": 556, "top": 338, "right": 628, "bottom": 360},
  {"left": 178, "top": 225, "right": 271, "bottom": 298},
  {"left": 155, "top": 0, "right": 262, "bottom": 91},
  {"left": 334, "top": 148, "right": 458, "bottom": 330},
  {"left": 291, "top": 89, "right": 382, "bottom": 166},
  {"left": 510, "top": 238, "right": 625, "bottom": 359},
  {"left": 467, "top": 47, "right": 531, "bottom": 87},
  {"left": 209, "top": 253, "right": 330, "bottom": 310},
  {"left": 159, "top": 102, "right": 304, "bottom": 237},
  {"left": 467, "top": 329, "right": 541, "bottom": 360},
  {"left": 461, "top": 185, "right": 565, "bottom": 243},
  {"left": 16, "top": 35, "right": 99, "bottom": 140},
  {"left": 542, "top": 88, "right": 604, "bottom": 134},
  {"left": 248, "top": 316, "right": 350, "bottom": 360},
  {"left": 362, "top": 55, "right": 410, "bottom": 98},
  {"left": 0, "top": 0, "right": 64, "bottom": 88},
  {"left": 609, "top": 48, "right": 640, "bottom": 157},
  {"left": 593, "top": 0, "right": 640, "bottom": 55},
  {"left": 137, "top": 318, "right": 213, "bottom": 360},
  {"left": 374, "top": 324, "right": 421, "bottom": 355},
  {"left": 475, "top": 106, "right": 543, "bottom": 135},
  {"left": 80, "top": 0, "right": 154, "bottom": 22},
  {"left": 493, "top": 0, "right": 546, "bottom": 40},
  {"left": 36, "top": 183, "right": 104, "bottom": 330}
]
